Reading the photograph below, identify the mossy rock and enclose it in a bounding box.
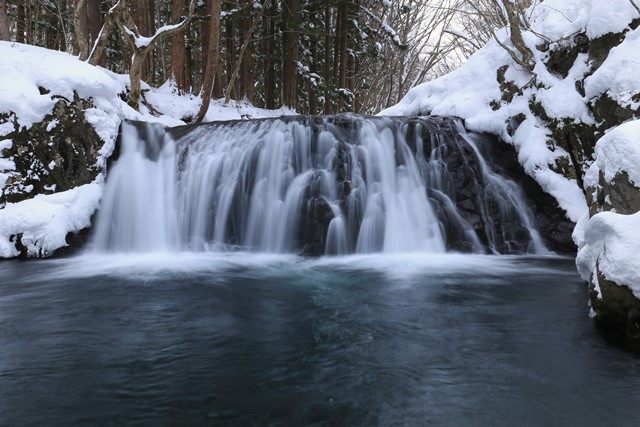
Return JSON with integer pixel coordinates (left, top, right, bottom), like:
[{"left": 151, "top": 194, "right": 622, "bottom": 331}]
[{"left": 1, "top": 92, "right": 103, "bottom": 205}]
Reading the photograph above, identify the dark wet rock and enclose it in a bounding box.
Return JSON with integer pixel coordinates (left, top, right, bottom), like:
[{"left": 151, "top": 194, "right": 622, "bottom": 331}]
[
  {"left": 546, "top": 40, "right": 581, "bottom": 78},
  {"left": 299, "top": 195, "right": 335, "bottom": 256},
  {"left": 591, "top": 94, "right": 640, "bottom": 135},
  {"left": 590, "top": 268, "right": 640, "bottom": 345},
  {"left": 583, "top": 150, "right": 640, "bottom": 345},
  {"left": 473, "top": 133, "right": 576, "bottom": 255}
]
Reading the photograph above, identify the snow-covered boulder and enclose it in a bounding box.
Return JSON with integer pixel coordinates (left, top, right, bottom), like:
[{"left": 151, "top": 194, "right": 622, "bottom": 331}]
[{"left": 574, "top": 120, "right": 640, "bottom": 338}]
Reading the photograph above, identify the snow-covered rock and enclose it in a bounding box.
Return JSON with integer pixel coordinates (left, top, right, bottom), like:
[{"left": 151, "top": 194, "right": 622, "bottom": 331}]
[
  {"left": 380, "top": 0, "right": 640, "bottom": 224},
  {"left": 381, "top": 0, "right": 640, "bottom": 338},
  {"left": 0, "top": 182, "right": 101, "bottom": 257},
  {"left": 585, "top": 27, "right": 640, "bottom": 110},
  {"left": 576, "top": 120, "right": 640, "bottom": 285}
]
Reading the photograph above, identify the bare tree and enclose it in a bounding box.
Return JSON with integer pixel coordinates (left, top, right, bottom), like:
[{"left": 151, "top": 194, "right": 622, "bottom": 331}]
[
  {"left": 88, "top": 0, "right": 197, "bottom": 108},
  {"left": 355, "top": 0, "right": 459, "bottom": 113},
  {"left": 496, "top": 0, "right": 534, "bottom": 71}
]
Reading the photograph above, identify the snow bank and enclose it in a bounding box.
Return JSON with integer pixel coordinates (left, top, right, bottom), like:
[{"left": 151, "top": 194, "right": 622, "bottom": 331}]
[
  {"left": 590, "top": 120, "right": 640, "bottom": 187},
  {"left": 0, "top": 42, "right": 125, "bottom": 130},
  {"left": 378, "top": 36, "right": 588, "bottom": 220},
  {"left": 575, "top": 211, "right": 640, "bottom": 294},
  {"left": 585, "top": 27, "right": 640, "bottom": 107},
  {"left": 146, "top": 80, "right": 295, "bottom": 123},
  {"left": 0, "top": 42, "right": 295, "bottom": 258},
  {"left": 0, "top": 183, "right": 101, "bottom": 257},
  {"left": 528, "top": 0, "right": 637, "bottom": 40}
]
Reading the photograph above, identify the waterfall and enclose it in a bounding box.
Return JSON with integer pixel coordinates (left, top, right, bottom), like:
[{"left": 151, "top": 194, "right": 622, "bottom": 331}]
[{"left": 92, "top": 115, "right": 547, "bottom": 255}]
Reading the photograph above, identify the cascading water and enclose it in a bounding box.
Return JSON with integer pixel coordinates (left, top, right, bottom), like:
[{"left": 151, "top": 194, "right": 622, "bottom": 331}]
[{"left": 92, "top": 115, "right": 547, "bottom": 255}]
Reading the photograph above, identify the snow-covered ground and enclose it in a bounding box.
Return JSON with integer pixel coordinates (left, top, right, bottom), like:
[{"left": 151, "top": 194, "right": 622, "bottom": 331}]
[{"left": 0, "top": 41, "right": 294, "bottom": 257}]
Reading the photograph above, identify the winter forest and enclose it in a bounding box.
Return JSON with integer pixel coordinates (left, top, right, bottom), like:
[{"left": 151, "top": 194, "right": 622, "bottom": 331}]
[
  {"left": 0, "top": 0, "right": 530, "bottom": 115},
  {"left": 3, "top": 0, "right": 640, "bottom": 424}
]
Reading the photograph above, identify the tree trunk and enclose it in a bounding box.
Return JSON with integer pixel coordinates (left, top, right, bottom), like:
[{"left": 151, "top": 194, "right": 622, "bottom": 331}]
[
  {"left": 309, "top": 34, "right": 318, "bottom": 114},
  {"left": 16, "top": 1, "right": 25, "bottom": 43},
  {"left": 74, "top": 0, "right": 89, "bottom": 59},
  {"left": 25, "top": 0, "right": 32, "bottom": 43},
  {"left": 132, "top": 0, "right": 155, "bottom": 81},
  {"left": 213, "top": 60, "right": 224, "bottom": 98},
  {"left": 0, "top": 0, "right": 10, "bottom": 41},
  {"left": 224, "top": 0, "right": 267, "bottom": 104},
  {"left": 129, "top": 51, "right": 146, "bottom": 108},
  {"left": 264, "top": 1, "right": 276, "bottom": 109},
  {"left": 323, "top": 5, "right": 332, "bottom": 113},
  {"left": 200, "top": 0, "right": 211, "bottom": 91},
  {"left": 240, "top": 0, "right": 254, "bottom": 102},
  {"left": 86, "top": 0, "right": 103, "bottom": 63},
  {"left": 171, "top": 0, "right": 188, "bottom": 91},
  {"left": 224, "top": 6, "right": 235, "bottom": 99},
  {"left": 281, "top": 0, "right": 300, "bottom": 108},
  {"left": 500, "top": 0, "right": 534, "bottom": 71},
  {"left": 195, "top": 0, "right": 221, "bottom": 122},
  {"left": 88, "top": 0, "right": 123, "bottom": 66},
  {"left": 46, "top": 11, "right": 58, "bottom": 49},
  {"left": 337, "top": 0, "right": 348, "bottom": 110}
]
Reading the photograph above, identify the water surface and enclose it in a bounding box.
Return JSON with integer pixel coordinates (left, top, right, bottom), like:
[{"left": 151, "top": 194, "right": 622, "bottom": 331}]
[{"left": 0, "top": 254, "right": 638, "bottom": 425}]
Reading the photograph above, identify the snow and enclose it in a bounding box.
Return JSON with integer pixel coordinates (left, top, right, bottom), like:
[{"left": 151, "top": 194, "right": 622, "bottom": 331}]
[
  {"left": 528, "top": 0, "right": 638, "bottom": 40},
  {"left": 0, "top": 42, "right": 125, "bottom": 130},
  {"left": 145, "top": 80, "right": 295, "bottom": 123},
  {"left": 0, "top": 182, "right": 101, "bottom": 257},
  {"left": 0, "top": 42, "right": 295, "bottom": 258},
  {"left": 379, "top": 0, "right": 640, "bottom": 222},
  {"left": 575, "top": 211, "right": 640, "bottom": 295},
  {"left": 585, "top": 0, "right": 639, "bottom": 38},
  {"left": 585, "top": 26, "right": 640, "bottom": 105},
  {"left": 125, "top": 22, "right": 186, "bottom": 49},
  {"left": 537, "top": 54, "right": 592, "bottom": 122},
  {"left": 590, "top": 119, "right": 640, "bottom": 187}
]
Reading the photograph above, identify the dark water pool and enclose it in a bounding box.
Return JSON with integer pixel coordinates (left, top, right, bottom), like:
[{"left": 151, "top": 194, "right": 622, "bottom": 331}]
[{"left": 0, "top": 253, "right": 638, "bottom": 425}]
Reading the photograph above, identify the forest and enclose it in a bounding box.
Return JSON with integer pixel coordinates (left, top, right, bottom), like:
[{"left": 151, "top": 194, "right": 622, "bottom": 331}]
[{"left": 0, "top": 0, "right": 531, "bottom": 119}]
